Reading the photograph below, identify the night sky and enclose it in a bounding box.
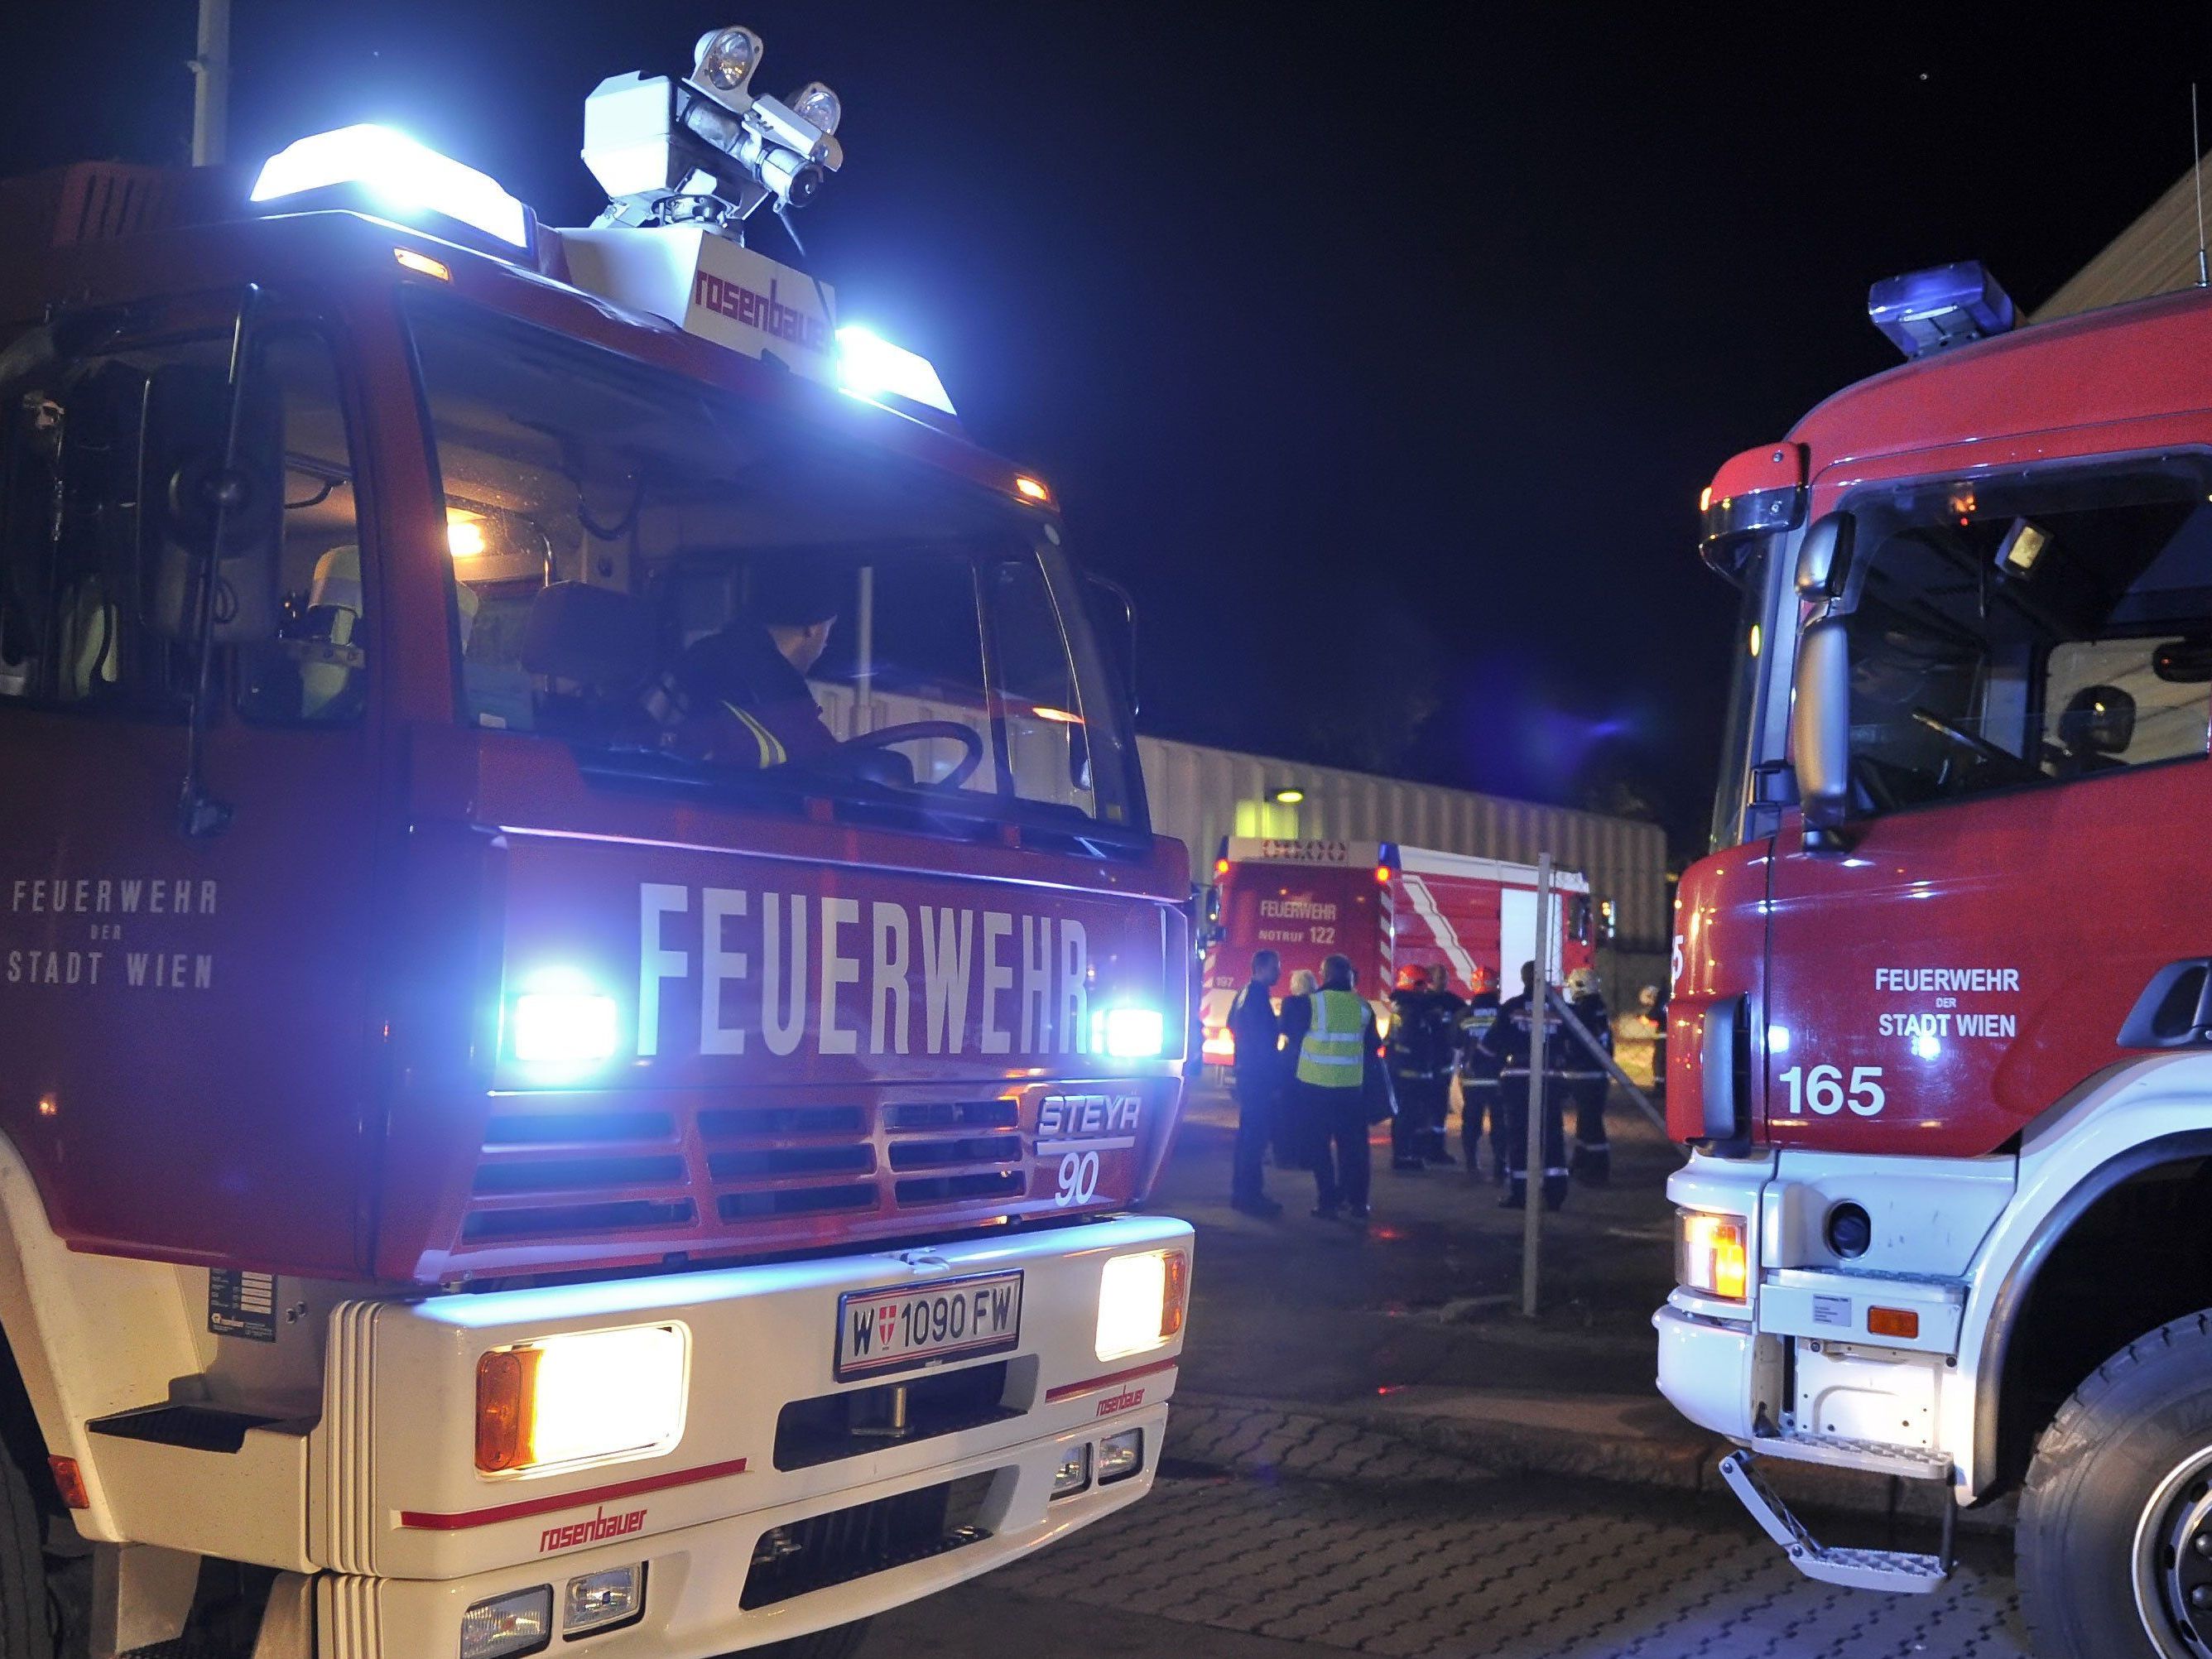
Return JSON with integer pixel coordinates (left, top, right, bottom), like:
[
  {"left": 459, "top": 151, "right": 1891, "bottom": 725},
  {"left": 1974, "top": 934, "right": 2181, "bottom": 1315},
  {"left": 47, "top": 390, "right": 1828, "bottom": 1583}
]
[{"left": 11, "top": 7, "right": 2212, "bottom": 854}]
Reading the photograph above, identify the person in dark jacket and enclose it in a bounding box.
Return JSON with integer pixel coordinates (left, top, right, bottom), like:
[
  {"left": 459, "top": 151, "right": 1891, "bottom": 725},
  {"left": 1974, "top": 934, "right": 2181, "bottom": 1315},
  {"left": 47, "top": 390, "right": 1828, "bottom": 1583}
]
[
  {"left": 1564, "top": 967, "right": 1614, "bottom": 1185},
  {"left": 676, "top": 565, "right": 844, "bottom": 767},
  {"left": 1277, "top": 969, "right": 1317, "bottom": 1167},
  {"left": 1226, "top": 950, "right": 1286, "bottom": 1216},
  {"left": 1458, "top": 967, "right": 1504, "bottom": 1181},
  {"left": 1480, "top": 960, "right": 1570, "bottom": 1212},
  {"left": 1387, "top": 964, "right": 1464, "bottom": 1170}
]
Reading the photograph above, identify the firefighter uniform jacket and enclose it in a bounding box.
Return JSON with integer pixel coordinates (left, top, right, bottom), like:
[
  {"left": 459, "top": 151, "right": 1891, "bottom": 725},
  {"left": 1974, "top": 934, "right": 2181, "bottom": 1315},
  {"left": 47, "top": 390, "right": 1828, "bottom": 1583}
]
[
  {"left": 1481, "top": 990, "right": 1565, "bottom": 1078},
  {"left": 1459, "top": 991, "right": 1503, "bottom": 1082},
  {"left": 1563, "top": 991, "right": 1612, "bottom": 1077},
  {"left": 676, "top": 622, "right": 840, "bottom": 767},
  {"left": 1387, "top": 988, "right": 1463, "bottom": 1081}
]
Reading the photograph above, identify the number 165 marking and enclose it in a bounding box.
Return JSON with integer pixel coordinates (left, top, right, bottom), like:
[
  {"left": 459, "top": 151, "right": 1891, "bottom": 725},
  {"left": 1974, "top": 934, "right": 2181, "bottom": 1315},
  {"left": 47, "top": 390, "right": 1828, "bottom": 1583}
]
[{"left": 1780, "top": 1064, "right": 1886, "bottom": 1117}]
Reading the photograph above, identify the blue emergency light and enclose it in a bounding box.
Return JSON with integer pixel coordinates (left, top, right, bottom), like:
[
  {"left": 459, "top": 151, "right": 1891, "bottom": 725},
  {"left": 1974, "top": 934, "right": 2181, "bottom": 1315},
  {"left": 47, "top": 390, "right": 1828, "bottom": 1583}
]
[
  {"left": 1867, "top": 261, "right": 2017, "bottom": 359},
  {"left": 250, "top": 125, "right": 536, "bottom": 256}
]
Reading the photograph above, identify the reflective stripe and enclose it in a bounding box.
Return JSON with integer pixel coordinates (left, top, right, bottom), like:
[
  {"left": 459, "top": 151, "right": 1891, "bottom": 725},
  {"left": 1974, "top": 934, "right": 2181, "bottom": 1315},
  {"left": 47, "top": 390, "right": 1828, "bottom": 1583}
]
[
  {"left": 1296, "top": 990, "right": 1367, "bottom": 1089},
  {"left": 722, "top": 701, "right": 787, "bottom": 767}
]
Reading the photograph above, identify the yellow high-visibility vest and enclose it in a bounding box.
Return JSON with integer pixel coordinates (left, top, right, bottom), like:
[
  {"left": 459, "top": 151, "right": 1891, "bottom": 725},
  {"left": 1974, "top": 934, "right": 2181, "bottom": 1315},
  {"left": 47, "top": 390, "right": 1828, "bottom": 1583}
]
[{"left": 1296, "top": 989, "right": 1367, "bottom": 1089}]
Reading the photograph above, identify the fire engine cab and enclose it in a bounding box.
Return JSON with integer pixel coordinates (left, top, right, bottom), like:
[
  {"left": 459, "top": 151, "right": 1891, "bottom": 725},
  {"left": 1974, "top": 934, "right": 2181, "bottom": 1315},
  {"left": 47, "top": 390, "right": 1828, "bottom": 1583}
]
[
  {"left": 1663, "top": 259, "right": 2212, "bottom": 1657},
  {"left": 0, "top": 26, "right": 1192, "bottom": 1659}
]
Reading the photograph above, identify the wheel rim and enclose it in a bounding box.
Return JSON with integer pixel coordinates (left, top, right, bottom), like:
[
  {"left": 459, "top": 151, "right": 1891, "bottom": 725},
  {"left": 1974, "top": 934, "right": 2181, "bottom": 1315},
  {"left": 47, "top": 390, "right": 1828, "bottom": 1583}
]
[{"left": 2133, "top": 1445, "right": 2212, "bottom": 1658}]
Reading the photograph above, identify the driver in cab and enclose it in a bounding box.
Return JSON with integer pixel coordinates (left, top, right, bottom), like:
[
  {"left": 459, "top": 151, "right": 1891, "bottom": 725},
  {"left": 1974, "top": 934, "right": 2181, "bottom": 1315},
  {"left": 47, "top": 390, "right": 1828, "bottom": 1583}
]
[{"left": 676, "top": 566, "right": 842, "bottom": 769}]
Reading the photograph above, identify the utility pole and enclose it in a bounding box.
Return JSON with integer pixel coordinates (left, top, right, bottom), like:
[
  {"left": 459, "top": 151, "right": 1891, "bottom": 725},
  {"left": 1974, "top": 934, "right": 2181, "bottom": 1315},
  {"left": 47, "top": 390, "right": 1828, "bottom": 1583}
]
[
  {"left": 1520, "top": 854, "right": 1553, "bottom": 1318},
  {"left": 190, "top": 0, "right": 232, "bottom": 166}
]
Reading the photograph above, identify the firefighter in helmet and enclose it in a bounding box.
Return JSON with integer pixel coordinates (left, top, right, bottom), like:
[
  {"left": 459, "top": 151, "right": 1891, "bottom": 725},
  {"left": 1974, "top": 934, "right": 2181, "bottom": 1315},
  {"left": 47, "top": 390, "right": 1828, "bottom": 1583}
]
[
  {"left": 1563, "top": 964, "right": 1614, "bottom": 1185},
  {"left": 1387, "top": 964, "right": 1454, "bottom": 1171},
  {"left": 1480, "top": 960, "right": 1570, "bottom": 1211},
  {"left": 1458, "top": 964, "right": 1503, "bottom": 1180}
]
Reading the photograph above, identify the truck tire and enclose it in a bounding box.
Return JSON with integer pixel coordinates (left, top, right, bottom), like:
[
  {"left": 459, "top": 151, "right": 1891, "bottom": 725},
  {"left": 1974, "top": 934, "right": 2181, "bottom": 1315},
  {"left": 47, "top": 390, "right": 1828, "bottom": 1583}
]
[
  {"left": 729, "top": 1619, "right": 872, "bottom": 1659},
  {"left": 2020, "top": 1310, "right": 2212, "bottom": 1658},
  {"left": 0, "top": 1440, "right": 51, "bottom": 1659}
]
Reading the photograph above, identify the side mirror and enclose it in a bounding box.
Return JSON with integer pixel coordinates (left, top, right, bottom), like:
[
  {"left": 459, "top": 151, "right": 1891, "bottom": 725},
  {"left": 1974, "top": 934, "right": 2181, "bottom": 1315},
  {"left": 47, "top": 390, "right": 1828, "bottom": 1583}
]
[
  {"left": 139, "top": 363, "right": 281, "bottom": 644},
  {"left": 1792, "top": 618, "right": 1853, "bottom": 831},
  {"left": 1794, "top": 512, "right": 1855, "bottom": 602},
  {"left": 2154, "top": 637, "right": 2212, "bottom": 684},
  {"left": 1084, "top": 573, "right": 1137, "bottom": 716}
]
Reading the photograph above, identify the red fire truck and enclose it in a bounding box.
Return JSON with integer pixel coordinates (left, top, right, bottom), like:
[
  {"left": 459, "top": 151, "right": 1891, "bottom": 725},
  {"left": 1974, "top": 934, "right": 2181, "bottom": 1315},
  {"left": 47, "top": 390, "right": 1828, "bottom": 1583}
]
[
  {"left": 0, "top": 26, "right": 1193, "bottom": 1659},
  {"left": 1197, "top": 838, "right": 1592, "bottom": 1066},
  {"left": 1662, "top": 260, "right": 2212, "bottom": 1657}
]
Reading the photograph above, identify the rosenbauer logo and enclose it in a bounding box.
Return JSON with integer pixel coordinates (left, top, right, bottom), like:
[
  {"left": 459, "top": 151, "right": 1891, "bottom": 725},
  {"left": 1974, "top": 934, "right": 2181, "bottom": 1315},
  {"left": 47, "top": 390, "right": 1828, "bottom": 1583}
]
[
  {"left": 1097, "top": 1387, "right": 1145, "bottom": 1417},
  {"left": 690, "top": 271, "right": 832, "bottom": 357},
  {"left": 541, "top": 1505, "right": 647, "bottom": 1555}
]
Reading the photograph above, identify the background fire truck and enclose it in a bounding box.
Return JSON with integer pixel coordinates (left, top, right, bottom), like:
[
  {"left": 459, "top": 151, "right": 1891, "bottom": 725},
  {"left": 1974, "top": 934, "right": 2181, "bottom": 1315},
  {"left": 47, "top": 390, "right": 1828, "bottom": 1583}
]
[
  {"left": 1661, "top": 259, "right": 2212, "bottom": 1658},
  {"left": 0, "top": 25, "right": 1194, "bottom": 1659},
  {"left": 1197, "top": 838, "right": 1593, "bottom": 1067}
]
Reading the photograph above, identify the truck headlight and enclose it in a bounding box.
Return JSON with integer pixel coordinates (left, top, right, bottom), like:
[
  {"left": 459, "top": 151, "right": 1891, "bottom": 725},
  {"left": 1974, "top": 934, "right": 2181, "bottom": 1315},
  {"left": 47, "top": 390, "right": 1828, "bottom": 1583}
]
[
  {"left": 477, "top": 1325, "right": 688, "bottom": 1474},
  {"left": 460, "top": 1586, "right": 552, "bottom": 1659},
  {"left": 1098, "top": 1427, "right": 1144, "bottom": 1484},
  {"left": 1051, "top": 1443, "right": 1091, "bottom": 1498},
  {"left": 1094, "top": 1248, "right": 1190, "bottom": 1362},
  {"left": 1677, "top": 1209, "right": 1749, "bottom": 1303},
  {"left": 564, "top": 1564, "right": 645, "bottom": 1636}
]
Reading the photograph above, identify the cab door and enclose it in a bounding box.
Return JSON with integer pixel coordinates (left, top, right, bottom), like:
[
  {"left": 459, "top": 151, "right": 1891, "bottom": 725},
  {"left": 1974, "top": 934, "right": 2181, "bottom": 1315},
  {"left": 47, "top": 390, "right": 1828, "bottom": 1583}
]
[
  {"left": 1763, "top": 454, "right": 2212, "bottom": 1157},
  {"left": 0, "top": 301, "right": 389, "bottom": 1274}
]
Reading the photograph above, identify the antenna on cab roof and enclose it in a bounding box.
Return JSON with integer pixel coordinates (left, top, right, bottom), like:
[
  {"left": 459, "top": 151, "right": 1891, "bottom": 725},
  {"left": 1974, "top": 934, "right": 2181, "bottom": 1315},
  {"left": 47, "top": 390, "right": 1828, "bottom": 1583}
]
[{"left": 2194, "top": 83, "right": 2209, "bottom": 287}]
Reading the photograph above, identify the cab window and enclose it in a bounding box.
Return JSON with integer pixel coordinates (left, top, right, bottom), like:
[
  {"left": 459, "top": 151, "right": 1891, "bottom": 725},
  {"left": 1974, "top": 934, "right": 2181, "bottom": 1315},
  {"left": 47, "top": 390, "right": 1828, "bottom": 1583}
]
[
  {"left": 0, "top": 323, "right": 367, "bottom": 725},
  {"left": 1833, "top": 459, "right": 2212, "bottom": 814},
  {"left": 404, "top": 294, "right": 1145, "bottom": 833}
]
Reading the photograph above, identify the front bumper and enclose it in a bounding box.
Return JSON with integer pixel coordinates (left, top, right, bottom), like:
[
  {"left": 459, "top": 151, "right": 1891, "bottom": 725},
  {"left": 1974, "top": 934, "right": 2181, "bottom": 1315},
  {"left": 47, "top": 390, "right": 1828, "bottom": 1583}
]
[
  {"left": 1654, "top": 1149, "right": 1979, "bottom": 1477},
  {"left": 1653, "top": 1305, "right": 1762, "bottom": 1442},
  {"left": 318, "top": 1398, "right": 1168, "bottom": 1657},
  {"left": 310, "top": 1213, "right": 1190, "bottom": 1599}
]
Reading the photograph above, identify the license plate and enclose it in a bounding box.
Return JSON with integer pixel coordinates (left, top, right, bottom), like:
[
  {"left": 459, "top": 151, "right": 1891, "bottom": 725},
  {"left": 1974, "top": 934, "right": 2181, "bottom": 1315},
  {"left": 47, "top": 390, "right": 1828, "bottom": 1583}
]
[{"left": 835, "top": 1271, "right": 1025, "bottom": 1382}]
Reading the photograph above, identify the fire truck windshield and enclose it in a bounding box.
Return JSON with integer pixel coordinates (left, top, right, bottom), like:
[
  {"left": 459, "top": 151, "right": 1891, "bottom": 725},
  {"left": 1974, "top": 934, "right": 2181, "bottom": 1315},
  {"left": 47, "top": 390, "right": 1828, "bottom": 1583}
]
[
  {"left": 404, "top": 295, "right": 1145, "bottom": 836},
  {"left": 1710, "top": 532, "right": 1784, "bottom": 849},
  {"left": 1821, "top": 456, "right": 2212, "bottom": 817}
]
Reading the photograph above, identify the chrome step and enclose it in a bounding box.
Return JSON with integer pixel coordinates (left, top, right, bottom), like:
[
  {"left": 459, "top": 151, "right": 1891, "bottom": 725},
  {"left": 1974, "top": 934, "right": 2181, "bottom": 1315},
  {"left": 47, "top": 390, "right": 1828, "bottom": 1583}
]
[
  {"left": 1719, "top": 1450, "right": 1953, "bottom": 1595},
  {"left": 1755, "top": 1428, "right": 1953, "bottom": 1481}
]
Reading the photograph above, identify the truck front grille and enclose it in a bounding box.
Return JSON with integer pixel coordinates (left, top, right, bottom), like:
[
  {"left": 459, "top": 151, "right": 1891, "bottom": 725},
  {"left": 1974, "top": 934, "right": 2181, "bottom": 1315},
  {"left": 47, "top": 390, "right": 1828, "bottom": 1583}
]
[{"left": 457, "top": 1094, "right": 1034, "bottom": 1257}]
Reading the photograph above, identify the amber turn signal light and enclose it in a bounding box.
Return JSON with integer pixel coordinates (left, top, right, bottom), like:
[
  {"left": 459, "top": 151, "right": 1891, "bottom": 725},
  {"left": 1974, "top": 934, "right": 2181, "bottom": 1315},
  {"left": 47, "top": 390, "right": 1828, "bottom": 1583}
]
[
  {"left": 1160, "top": 1250, "right": 1190, "bottom": 1339},
  {"left": 476, "top": 1347, "right": 541, "bottom": 1473}
]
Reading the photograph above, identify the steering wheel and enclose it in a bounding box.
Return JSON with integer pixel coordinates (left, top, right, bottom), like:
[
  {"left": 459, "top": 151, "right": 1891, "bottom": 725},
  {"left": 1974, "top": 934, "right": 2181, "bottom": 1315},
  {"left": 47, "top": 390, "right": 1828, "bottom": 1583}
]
[
  {"left": 1908, "top": 707, "right": 2039, "bottom": 783},
  {"left": 830, "top": 720, "right": 986, "bottom": 789}
]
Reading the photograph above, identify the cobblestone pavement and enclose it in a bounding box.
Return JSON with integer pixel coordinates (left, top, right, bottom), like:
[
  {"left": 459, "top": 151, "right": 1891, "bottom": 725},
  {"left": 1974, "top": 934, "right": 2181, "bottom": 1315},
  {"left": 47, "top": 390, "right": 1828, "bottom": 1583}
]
[{"left": 863, "top": 1462, "right": 2025, "bottom": 1659}]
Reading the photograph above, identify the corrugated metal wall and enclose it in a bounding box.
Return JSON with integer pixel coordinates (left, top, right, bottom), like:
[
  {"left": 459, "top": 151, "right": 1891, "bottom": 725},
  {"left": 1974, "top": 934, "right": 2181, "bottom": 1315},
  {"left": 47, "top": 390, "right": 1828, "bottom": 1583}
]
[
  {"left": 1135, "top": 733, "right": 1672, "bottom": 952},
  {"left": 2036, "top": 156, "right": 2210, "bottom": 321}
]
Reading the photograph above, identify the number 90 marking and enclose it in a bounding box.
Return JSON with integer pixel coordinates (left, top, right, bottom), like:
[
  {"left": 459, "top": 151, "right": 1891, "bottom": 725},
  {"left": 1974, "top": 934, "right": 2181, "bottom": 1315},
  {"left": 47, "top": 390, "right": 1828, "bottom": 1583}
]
[{"left": 1055, "top": 1151, "right": 1100, "bottom": 1206}]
